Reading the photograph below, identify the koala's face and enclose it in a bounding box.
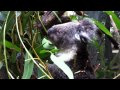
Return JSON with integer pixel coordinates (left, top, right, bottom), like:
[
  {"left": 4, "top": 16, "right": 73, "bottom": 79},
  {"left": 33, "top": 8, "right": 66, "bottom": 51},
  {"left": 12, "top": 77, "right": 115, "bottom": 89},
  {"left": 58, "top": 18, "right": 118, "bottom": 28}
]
[
  {"left": 78, "top": 18, "right": 99, "bottom": 41},
  {"left": 47, "top": 22, "right": 80, "bottom": 50},
  {"left": 47, "top": 18, "right": 99, "bottom": 50}
]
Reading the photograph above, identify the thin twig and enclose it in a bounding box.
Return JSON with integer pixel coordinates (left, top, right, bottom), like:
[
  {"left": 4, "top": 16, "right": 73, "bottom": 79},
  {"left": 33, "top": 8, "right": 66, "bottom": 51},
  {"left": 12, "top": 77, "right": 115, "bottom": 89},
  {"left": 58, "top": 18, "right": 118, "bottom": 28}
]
[
  {"left": 3, "top": 11, "right": 14, "bottom": 79},
  {"left": 113, "top": 73, "right": 120, "bottom": 79}
]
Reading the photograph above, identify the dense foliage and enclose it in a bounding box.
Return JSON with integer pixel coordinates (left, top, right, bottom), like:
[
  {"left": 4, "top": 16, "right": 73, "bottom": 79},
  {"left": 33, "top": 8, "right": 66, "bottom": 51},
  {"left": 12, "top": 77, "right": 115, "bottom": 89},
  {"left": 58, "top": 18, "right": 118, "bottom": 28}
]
[{"left": 0, "top": 11, "right": 120, "bottom": 79}]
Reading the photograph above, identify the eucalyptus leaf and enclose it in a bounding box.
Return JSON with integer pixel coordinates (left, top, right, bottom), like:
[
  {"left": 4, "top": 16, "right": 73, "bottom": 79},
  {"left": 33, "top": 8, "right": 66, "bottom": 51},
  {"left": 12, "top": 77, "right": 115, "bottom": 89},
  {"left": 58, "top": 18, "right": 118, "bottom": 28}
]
[
  {"left": 39, "top": 50, "right": 50, "bottom": 59},
  {"left": 42, "top": 38, "right": 54, "bottom": 49},
  {"left": 5, "top": 11, "right": 15, "bottom": 32},
  {"left": 0, "top": 40, "right": 20, "bottom": 52},
  {"left": 39, "top": 50, "right": 50, "bottom": 54},
  {"left": 104, "top": 11, "right": 120, "bottom": 30},
  {"left": 70, "top": 15, "right": 78, "bottom": 22},
  {"left": 94, "top": 19, "right": 112, "bottom": 37},
  {"left": 22, "top": 11, "right": 33, "bottom": 30},
  {"left": 51, "top": 48, "right": 59, "bottom": 53},
  {"left": 22, "top": 53, "right": 34, "bottom": 79}
]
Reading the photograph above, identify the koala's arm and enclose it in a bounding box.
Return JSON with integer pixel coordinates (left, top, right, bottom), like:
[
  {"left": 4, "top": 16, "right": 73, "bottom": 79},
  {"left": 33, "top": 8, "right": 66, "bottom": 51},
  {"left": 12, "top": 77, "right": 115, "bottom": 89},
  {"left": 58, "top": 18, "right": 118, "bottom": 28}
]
[{"left": 48, "top": 64, "right": 68, "bottom": 79}]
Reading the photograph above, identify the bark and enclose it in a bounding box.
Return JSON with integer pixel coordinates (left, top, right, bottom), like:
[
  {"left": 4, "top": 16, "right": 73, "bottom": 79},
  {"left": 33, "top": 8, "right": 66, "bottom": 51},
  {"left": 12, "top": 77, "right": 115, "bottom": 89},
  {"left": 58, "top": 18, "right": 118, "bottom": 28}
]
[
  {"left": 104, "top": 15, "right": 113, "bottom": 63},
  {"left": 36, "top": 11, "right": 65, "bottom": 31}
]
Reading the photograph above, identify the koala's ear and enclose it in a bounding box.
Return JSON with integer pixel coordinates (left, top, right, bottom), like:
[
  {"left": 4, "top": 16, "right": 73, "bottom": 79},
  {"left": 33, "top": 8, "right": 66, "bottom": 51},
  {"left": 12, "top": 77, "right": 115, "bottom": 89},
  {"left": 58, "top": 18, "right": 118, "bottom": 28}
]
[
  {"left": 80, "top": 31, "right": 91, "bottom": 41},
  {"left": 75, "top": 34, "right": 80, "bottom": 40},
  {"left": 75, "top": 33, "right": 88, "bottom": 43}
]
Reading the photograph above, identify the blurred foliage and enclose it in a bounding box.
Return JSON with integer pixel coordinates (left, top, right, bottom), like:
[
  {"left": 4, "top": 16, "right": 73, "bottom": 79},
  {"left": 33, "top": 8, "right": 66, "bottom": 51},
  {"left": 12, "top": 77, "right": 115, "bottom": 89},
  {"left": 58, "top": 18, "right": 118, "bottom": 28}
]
[
  {"left": 1, "top": 11, "right": 57, "bottom": 79},
  {"left": 94, "top": 11, "right": 120, "bottom": 79},
  {"left": 0, "top": 11, "right": 120, "bottom": 79}
]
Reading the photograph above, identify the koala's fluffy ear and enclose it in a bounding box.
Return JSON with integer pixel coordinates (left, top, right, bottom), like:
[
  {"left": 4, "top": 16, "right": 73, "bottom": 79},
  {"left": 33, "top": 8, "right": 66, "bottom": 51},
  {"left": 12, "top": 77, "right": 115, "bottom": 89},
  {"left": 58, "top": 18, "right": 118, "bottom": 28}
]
[
  {"left": 75, "top": 33, "right": 89, "bottom": 43},
  {"left": 75, "top": 34, "right": 80, "bottom": 41},
  {"left": 80, "top": 31, "right": 92, "bottom": 41}
]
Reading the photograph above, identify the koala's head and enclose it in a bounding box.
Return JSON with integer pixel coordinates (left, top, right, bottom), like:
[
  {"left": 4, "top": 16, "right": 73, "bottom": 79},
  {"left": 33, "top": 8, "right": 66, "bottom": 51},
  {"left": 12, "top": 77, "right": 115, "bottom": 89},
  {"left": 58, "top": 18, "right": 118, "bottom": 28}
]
[
  {"left": 47, "top": 18, "right": 99, "bottom": 62},
  {"left": 47, "top": 22, "right": 79, "bottom": 50},
  {"left": 77, "top": 18, "right": 99, "bottom": 42},
  {"left": 47, "top": 18, "right": 99, "bottom": 50}
]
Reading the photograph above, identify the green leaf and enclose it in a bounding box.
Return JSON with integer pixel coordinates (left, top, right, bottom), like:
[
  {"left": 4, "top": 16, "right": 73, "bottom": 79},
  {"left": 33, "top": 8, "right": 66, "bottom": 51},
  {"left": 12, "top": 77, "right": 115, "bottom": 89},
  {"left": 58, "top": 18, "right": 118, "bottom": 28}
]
[
  {"left": 51, "top": 48, "right": 59, "bottom": 53},
  {"left": 39, "top": 50, "right": 50, "bottom": 59},
  {"left": 22, "top": 53, "right": 34, "bottom": 79},
  {"left": 39, "top": 48, "right": 59, "bottom": 54},
  {"left": 39, "top": 50, "right": 50, "bottom": 54},
  {"left": 42, "top": 38, "right": 55, "bottom": 49},
  {"left": 5, "top": 11, "right": 15, "bottom": 32},
  {"left": 70, "top": 15, "right": 78, "bottom": 22},
  {"left": 104, "top": 11, "right": 120, "bottom": 30},
  {"left": 22, "top": 11, "right": 33, "bottom": 30},
  {"left": 0, "top": 40, "right": 20, "bottom": 52},
  {"left": 94, "top": 19, "right": 112, "bottom": 37}
]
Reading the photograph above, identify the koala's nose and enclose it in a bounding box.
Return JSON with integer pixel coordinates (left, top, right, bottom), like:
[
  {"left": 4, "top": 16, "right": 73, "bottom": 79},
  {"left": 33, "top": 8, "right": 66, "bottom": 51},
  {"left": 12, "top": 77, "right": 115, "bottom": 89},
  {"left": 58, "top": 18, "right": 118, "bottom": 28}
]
[
  {"left": 47, "top": 28, "right": 54, "bottom": 35},
  {"left": 47, "top": 27, "right": 57, "bottom": 37}
]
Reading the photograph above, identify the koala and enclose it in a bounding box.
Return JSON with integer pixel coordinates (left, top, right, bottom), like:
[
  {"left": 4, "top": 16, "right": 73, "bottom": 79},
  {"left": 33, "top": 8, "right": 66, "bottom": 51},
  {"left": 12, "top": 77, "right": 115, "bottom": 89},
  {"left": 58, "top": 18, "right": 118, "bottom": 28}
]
[
  {"left": 47, "top": 18, "right": 98, "bottom": 50},
  {"left": 47, "top": 18, "right": 100, "bottom": 79}
]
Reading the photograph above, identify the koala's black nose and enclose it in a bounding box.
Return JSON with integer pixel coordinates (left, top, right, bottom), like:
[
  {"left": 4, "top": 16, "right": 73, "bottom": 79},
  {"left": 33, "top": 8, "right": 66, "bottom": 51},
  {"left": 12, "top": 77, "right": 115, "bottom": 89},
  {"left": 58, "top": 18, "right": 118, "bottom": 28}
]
[
  {"left": 47, "top": 28, "right": 54, "bottom": 35},
  {"left": 47, "top": 27, "right": 57, "bottom": 38}
]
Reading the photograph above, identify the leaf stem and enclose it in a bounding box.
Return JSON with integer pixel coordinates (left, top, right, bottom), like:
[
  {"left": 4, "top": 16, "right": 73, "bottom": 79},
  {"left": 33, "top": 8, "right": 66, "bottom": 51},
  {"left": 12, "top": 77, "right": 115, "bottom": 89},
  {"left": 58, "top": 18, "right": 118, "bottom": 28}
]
[{"left": 3, "top": 11, "right": 14, "bottom": 79}]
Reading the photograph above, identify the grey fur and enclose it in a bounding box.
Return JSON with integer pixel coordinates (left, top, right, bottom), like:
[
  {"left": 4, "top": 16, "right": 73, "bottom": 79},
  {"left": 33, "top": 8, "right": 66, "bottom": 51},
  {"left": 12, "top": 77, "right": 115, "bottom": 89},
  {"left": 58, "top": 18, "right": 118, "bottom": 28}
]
[{"left": 47, "top": 18, "right": 99, "bottom": 79}]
